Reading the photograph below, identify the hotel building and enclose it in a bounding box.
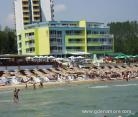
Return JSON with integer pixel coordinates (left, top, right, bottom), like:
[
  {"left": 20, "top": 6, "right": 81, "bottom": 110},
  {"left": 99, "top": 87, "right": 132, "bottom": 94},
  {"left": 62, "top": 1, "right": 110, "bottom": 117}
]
[
  {"left": 14, "top": 0, "right": 114, "bottom": 57},
  {"left": 17, "top": 20, "right": 114, "bottom": 57},
  {"left": 14, "top": 0, "right": 54, "bottom": 34}
]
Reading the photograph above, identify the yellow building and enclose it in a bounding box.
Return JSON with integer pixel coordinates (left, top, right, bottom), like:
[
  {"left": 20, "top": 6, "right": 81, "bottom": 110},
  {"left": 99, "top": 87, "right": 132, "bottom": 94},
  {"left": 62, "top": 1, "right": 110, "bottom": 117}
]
[{"left": 17, "top": 20, "right": 114, "bottom": 57}]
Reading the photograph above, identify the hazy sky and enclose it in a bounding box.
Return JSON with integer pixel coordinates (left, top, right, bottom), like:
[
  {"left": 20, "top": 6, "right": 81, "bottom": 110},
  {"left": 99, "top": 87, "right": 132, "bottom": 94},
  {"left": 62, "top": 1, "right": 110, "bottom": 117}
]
[{"left": 0, "top": 0, "right": 138, "bottom": 28}]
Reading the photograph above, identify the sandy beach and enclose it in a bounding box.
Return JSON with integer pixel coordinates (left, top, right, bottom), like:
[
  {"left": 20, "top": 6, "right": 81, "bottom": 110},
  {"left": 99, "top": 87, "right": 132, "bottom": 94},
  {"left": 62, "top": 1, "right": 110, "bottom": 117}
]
[
  {"left": 1, "top": 78, "right": 138, "bottom": 91},
  {"left": 0, "top": 79, "right": 98, "bottom": 90}
]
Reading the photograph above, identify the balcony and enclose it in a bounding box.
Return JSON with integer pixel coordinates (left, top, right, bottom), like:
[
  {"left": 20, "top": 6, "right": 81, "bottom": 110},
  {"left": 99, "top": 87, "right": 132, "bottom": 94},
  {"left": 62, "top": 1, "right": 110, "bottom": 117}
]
[
  {"left": 33, "top": 9, "right": 40, "bottom": 12},
  {"left": 69, "top": 41, "right": 84, "bottom": 43},
  {"left": 22, "top": 4, "right": 29, "bottom": 7},
  {"left": 33, "top": 4, "right": 40, "bottom": 7},
  {"left": 66, "top": 43, "right": 84, "bottom": 47},
  {"left": 66, "top": 35, "right": 84, "bottom": 39},
  {"left": 23, "top": 15, "right": 29, "bottom": 18},
  {"left": 51, "top": 50, "right": 63, "bottom": 54},
  {"left": 87, "top": 42, "right": 102, "bottom": 46},
  {"left": 33, "top": 14, "right": 40, "bottom": 17},
  {"left": 24, "top": 20, "right": 30, "bottom": 24},
  {"left": 25, "top": 43, "right": 35, "bottom": 48},
  {"left": 88, "top": 50, "right": 113, "bottom": 54},
  {"left": 23, "top": 9, "right": 29, "bottom": 12},
  {"left": 66, "top": 49, "right": 84, "bottom": 53},
  {"left": 102, "top": 42, "right": 113, "bottom": 46},
  {"left": 50, "top": 42, "right": 62, "bottom": 46},
  {"left": 33, "top": 0, "right": 39, "bottom": 1},
  {"left": 27, "top": 36, "right": 35, "bottom": 40},
  {"left": 87, "top": 34, "right": 114, "bottom": 38},
  {"left": 29, "top": 43, "right": 35, "bottom": 47}
]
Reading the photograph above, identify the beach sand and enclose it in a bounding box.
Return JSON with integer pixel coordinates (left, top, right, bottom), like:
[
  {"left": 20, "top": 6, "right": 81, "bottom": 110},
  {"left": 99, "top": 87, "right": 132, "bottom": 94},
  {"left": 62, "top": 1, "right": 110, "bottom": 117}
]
[
  {"left": 1, "top": 78, "right": 137, "bottom": 91},
  {"left": 0, "top": 79, "right": 101, "bottom": 90}
]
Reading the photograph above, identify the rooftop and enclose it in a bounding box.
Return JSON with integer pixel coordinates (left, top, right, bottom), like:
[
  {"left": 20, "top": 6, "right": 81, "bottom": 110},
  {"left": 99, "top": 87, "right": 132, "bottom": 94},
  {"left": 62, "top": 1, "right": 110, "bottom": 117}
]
[{"left": 24, "top": 20, "right": 108, "bottom": 29}]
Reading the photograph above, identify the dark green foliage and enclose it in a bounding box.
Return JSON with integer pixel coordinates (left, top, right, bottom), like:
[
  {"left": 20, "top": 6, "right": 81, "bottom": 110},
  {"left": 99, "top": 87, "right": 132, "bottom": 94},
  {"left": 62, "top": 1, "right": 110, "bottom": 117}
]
[
  {"left": 0, "top": 27, "right": 17, "bottom": 54},
  {"left": 108, "top": 21, "right": 138, "bottom": 55}
]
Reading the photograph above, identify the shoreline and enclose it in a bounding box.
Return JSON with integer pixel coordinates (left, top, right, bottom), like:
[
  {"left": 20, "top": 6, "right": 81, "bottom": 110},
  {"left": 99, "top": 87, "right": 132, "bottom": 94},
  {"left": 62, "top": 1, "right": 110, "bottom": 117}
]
[{"left": 0, "top": 78, "right": 138, "bottom": 91}]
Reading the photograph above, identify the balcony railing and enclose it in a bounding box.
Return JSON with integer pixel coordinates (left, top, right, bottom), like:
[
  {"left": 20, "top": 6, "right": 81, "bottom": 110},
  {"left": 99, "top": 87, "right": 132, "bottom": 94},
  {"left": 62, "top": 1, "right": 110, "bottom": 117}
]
[
  {"left": 50, "top": 42, "right": 62, "bottom": 46},
  {"left": 66, "top": 43, "right": 84, "bottom": 46},
  {"left": 87, "top": 34, "right": 114, "bottom": 38},
  {"left": 25, "top": 35, "right": 35, "bottom": 40},
  {"left": 51, "top": 50, "right": 63, "bottom": 53},
  {"left": 66, "top": 49, "right": 84, "bottom": 53},
  {"left": 87, "top": 42, "right": 101, "bottom": 46},
  {"left": 88, "top": 50, "right": 113, "bottom": 54},
  {"left": 66, "top": 35, "right": 84, "bottom": 39}
]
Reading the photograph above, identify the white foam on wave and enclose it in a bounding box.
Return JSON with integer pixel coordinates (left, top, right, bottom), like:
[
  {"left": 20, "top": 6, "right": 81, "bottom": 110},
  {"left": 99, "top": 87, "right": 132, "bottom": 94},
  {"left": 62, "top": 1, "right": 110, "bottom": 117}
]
[
  {"left": 89, "top": 83, "right": 138, "bottom": 89},
  {"left": 23, "top": 101, "right": 56, "bottom": 107},
  {"left": 38, "top": 114, "right": 50, "bottom": 117},
  {"left": 89, "top": 85, "right": 109, "bottom": 89},
  {"left": 0, "top": 100, "right": 11, "bottom": 103},
  {"left": 46, "top": 88, "right": 66, "bottom": 92},
  {"left": 114, "top": 84, "right": 138, "bottom": 87},
  {"left": 126, "top": 112, "right": 137, "bottom": 117},
  {"left": 38, "top": 101, "right": 53, "bottom": 106},
  {"left": 0, "top": 90, "right": 12, "bottom": 94}
]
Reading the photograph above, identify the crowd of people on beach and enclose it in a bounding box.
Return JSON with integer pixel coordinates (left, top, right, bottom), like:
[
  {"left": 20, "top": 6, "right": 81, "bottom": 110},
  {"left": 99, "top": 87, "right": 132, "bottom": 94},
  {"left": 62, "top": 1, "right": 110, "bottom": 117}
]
[{"left": 0, "top": 63, "right": 138, "bottom": 88}]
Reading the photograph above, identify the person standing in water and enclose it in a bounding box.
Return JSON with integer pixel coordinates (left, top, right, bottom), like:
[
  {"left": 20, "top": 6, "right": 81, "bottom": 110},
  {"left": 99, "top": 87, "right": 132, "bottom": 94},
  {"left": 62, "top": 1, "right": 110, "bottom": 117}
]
[
  {"left": 13, "top": 88, "right": 17, "bottom": 102},
  {"left": 39, "top": 81, "right": 43, "bottom": 88},
  {"left": 13, "top": 88, "right": 20, "bottom": 103},
  {"left": 25, "top": 83, "right": 28, "bottom": 88},
  {"left": 33, "top": 83, "right": 36, "bottom": 89}
]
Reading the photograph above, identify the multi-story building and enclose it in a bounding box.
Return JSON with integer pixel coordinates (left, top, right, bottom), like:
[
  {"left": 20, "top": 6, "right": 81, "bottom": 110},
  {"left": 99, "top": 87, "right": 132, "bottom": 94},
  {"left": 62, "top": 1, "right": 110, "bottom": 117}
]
[
  {"left": 14, "top": 0, "right": 54, "bottom": 34},
  {"left": 17, "top": 20, "right": 114, "bottom": 57}
]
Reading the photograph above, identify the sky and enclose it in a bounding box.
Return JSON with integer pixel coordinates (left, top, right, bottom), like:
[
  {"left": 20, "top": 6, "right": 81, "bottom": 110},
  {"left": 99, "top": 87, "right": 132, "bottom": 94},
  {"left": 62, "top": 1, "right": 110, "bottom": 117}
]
[{"left": 0, "top": 0, "right": 138, "bottom": 29}]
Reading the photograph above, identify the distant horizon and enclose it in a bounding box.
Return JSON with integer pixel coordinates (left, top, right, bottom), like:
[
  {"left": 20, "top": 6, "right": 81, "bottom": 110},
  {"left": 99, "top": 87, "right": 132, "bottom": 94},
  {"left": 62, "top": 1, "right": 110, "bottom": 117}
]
[{"left": 0, "top": 0, "right": 138, "bottom": 29}]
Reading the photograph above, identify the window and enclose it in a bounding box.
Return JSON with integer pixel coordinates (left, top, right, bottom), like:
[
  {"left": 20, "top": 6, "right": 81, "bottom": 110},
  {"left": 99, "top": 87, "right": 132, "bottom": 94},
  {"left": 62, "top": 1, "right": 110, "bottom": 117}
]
[
  {"left": 26, "top": 48, "right": 35, "bottom": 53},
  {"left": 18, "top": 35, "right": 22, "bottom": 40},
  {"left": 69, "top": 39, "right": 83, "bottom": 43},
  {"left": 25, "top": 32, "right": 34, "bottom": 39},
  {"left": 19, "top": 43, "right": 22, "bottom": 48}
]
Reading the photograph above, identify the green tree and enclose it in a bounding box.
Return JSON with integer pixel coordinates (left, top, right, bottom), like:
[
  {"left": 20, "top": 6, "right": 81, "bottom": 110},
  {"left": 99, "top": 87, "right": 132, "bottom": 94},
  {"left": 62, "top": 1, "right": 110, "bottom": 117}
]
[
  {"left": 109, "top": 21, "right": 138, "bottom": 55},
  {"left": 0, "top": 26, "right": 17, "bottom": 54}
]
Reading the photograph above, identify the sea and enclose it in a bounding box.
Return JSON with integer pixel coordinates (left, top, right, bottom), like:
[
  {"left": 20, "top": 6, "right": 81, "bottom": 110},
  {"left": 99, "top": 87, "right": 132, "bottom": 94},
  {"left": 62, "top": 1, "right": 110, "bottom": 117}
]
[{"left": 0, "top": 80, "right": 138, "bottom": 117}]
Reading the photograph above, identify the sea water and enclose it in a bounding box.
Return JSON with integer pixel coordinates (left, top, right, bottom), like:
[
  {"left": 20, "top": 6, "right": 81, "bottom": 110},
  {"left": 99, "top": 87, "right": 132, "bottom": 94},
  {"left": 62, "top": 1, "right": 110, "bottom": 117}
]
[{"left": 0, "top": 80, "right": 138, "bottom": 117}]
